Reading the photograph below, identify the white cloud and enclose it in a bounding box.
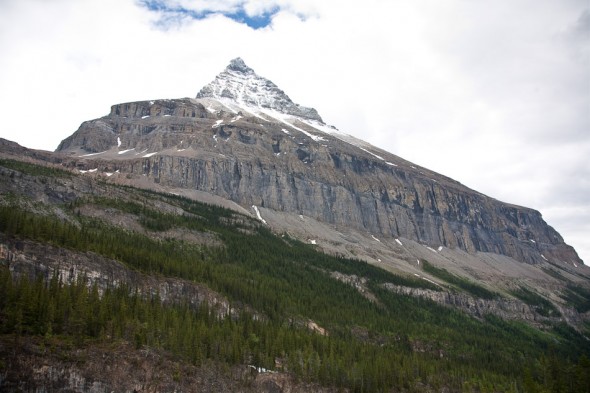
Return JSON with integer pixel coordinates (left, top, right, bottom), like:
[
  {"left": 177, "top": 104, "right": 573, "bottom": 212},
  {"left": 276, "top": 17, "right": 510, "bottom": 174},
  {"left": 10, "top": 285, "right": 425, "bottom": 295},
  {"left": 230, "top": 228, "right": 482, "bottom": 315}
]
[
  {"left": 146, "top": 0, "right": 240, "bottom": 13},
  {"left": 0, "top": 0, "right": 588, "bottom": 263}
]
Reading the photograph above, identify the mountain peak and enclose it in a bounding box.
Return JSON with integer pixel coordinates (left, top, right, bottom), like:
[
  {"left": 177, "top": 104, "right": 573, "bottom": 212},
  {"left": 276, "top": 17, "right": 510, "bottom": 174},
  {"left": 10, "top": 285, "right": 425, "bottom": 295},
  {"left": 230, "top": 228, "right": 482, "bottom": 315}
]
[
  {"left": 196, "top": 58, "right": 323, "bottom": 122},
  {"left": 226, "top": 57, "right": 253, "bottom": 74}
]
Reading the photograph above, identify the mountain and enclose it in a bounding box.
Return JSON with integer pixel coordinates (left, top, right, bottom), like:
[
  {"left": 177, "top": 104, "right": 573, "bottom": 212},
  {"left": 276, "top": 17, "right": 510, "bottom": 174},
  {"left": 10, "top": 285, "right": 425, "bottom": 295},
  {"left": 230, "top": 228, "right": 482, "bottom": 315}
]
[
  {"left": 53, "top": 56, "right": 588, "bottom": 322},
  {"left": 1, "top": 58, "right": 590, "bottom": 392},
  {"left": 55, "top": 58, "right": 582, "bottom": 267}
]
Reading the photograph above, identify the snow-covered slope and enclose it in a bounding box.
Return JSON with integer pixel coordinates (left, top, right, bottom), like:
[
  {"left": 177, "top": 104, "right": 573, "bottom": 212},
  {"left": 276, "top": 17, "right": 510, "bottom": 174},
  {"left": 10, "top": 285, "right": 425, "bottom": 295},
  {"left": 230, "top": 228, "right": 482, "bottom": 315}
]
[{"left": 197, "top": 57, "right": 323, "bottom": 122}]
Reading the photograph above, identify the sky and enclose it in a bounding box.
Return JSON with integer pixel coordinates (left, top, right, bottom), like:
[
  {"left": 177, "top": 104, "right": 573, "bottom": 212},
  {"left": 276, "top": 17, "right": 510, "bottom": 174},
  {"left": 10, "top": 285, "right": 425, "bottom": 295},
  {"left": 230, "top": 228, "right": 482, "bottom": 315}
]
[{"left": 0, "top": 0, "right": 588, "bottom": 264}]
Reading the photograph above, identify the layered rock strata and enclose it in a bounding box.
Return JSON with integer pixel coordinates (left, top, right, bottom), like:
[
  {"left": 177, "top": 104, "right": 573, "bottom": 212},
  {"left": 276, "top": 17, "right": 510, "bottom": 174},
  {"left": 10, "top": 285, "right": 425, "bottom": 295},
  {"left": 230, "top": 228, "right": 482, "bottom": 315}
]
[{"left": 55, "top": 59, "right": 582, "bottom": 267}]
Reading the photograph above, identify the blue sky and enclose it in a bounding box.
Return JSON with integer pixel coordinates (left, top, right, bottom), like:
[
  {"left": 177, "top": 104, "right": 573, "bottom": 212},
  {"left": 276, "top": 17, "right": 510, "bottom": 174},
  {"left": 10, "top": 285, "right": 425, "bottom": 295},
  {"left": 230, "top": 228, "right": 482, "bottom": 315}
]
[
  {"left": 0, "top": 0, "right": 588, "bottom": 264},
  {"left": 139, "top": 0, "right": 279, "bottom": 29}
]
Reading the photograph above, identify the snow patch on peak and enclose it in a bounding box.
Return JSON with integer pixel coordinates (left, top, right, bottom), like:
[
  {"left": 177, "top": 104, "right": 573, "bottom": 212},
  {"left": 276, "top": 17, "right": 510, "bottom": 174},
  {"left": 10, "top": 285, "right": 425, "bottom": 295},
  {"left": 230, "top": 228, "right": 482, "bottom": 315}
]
[{"left": 197, "top": 58, "right": 323, "bottom": 122}]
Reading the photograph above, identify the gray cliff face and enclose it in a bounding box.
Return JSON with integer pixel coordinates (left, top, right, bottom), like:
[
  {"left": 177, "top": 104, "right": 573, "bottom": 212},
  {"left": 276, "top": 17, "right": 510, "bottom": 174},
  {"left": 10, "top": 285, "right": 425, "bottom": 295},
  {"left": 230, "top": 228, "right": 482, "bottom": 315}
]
[
  {"left": 131, "top": 153, "right": 574, "bottom": 265},
  {"left": 55, "top": 60, "right": 583, "bottom": 267},
  {"left": 56, "top": 98, "right": 210, "bottom": 153}
]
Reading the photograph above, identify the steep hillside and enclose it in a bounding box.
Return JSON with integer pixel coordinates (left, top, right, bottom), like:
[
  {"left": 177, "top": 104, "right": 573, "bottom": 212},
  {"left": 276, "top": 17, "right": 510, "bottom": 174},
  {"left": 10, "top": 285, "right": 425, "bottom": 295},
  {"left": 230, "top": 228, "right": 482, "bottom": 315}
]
[{"left": 1, "top": 156, "right": 590, "bottom": 392}]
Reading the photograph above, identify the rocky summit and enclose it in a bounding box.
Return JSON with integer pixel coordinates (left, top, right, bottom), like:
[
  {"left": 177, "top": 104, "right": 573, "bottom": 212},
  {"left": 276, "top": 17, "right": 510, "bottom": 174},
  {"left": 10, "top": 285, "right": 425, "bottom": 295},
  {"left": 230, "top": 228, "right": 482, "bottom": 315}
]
[{"left": 197, "top": 57, "right": 323, "bottom": 122}]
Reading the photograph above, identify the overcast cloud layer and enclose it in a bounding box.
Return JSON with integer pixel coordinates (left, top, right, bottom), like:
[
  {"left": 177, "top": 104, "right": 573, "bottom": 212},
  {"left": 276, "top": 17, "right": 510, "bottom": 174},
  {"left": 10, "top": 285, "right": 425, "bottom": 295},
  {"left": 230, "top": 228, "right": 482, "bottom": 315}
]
[{"left": 0, "top": 0, "right": 588, "bottom": 263}]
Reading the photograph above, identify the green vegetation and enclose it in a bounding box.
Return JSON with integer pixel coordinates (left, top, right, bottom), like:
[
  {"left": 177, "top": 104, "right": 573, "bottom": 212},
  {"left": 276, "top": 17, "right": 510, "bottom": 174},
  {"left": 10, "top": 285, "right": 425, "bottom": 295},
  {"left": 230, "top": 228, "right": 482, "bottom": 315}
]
[
  {"left": 510, "top": 286, "right": 561, "bottom": 317},
  {"left": 0, "top": 201, "right": 438, "bottom": 327},
  {"left": 541, "top": 267, "right": 567, "bottom": 282},
  {"left": 1, "top": 163, "right": 589, "bottom": 391},
  {"left": 0, "top": 158, "right": 71, "bottom": 178},
  {"left": 2, "top": 266, "right": 589, "bottom": 393},
  {"left": 421, "top": 260, "right": 499, "bottom": 300},
  {"left": 563, "top": 285, "right": 590, "bottom": 313}
]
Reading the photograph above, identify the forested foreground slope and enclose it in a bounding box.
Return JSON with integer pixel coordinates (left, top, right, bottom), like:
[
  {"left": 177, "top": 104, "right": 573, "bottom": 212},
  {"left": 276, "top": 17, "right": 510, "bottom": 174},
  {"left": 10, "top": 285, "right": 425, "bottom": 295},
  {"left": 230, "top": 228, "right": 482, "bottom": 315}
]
[{"left": 1, "top": 158, "right": 589, "bottom": 392}]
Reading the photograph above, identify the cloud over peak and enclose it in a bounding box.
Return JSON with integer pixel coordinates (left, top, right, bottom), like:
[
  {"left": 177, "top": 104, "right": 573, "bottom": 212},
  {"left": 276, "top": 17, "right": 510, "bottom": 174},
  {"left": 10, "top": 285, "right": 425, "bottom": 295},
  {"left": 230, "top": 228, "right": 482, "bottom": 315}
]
[{"left": 137, "top": 0, "right": 315, "bottom": 29}]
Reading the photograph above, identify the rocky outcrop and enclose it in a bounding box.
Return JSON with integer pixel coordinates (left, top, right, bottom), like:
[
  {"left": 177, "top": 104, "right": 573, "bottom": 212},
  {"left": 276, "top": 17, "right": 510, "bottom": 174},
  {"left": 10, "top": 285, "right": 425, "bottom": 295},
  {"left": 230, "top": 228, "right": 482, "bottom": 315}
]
[
  {"left": 330, "top": 271, "right": 379, "bottom": 303},
  {"left": 0, "top": 234, "right": 233, "bottom": 317},
  {"left": 56, "top": 98, "right": 210, "bottom": 153},
  {"left": 381, "top": 283, "right": 583, "bottom": 327}
]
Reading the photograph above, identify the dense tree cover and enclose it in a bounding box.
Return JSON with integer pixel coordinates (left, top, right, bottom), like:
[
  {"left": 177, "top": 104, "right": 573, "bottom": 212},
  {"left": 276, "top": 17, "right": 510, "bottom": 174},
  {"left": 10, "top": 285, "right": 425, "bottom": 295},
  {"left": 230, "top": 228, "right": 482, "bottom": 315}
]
[
  {"left": 1, "top": 181, "right": 590, "bottom": 391},
  {"left": 510, "top": 287, "right": 561, "bottom": 318},
  {"left": 421, "top": 260, "right": 499, "bottom": 300},
  {"left": 563, "top": 285, "right": 590, "bottom": 313},
  {"left": 0, "top": 269, "right": 480, "bottom": 391},
  {"left": 0, "top": 158, "right": 72, "bottom": 178},
  {"left": 2, "top": 268, "right": 589, "bottom": 392}
]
